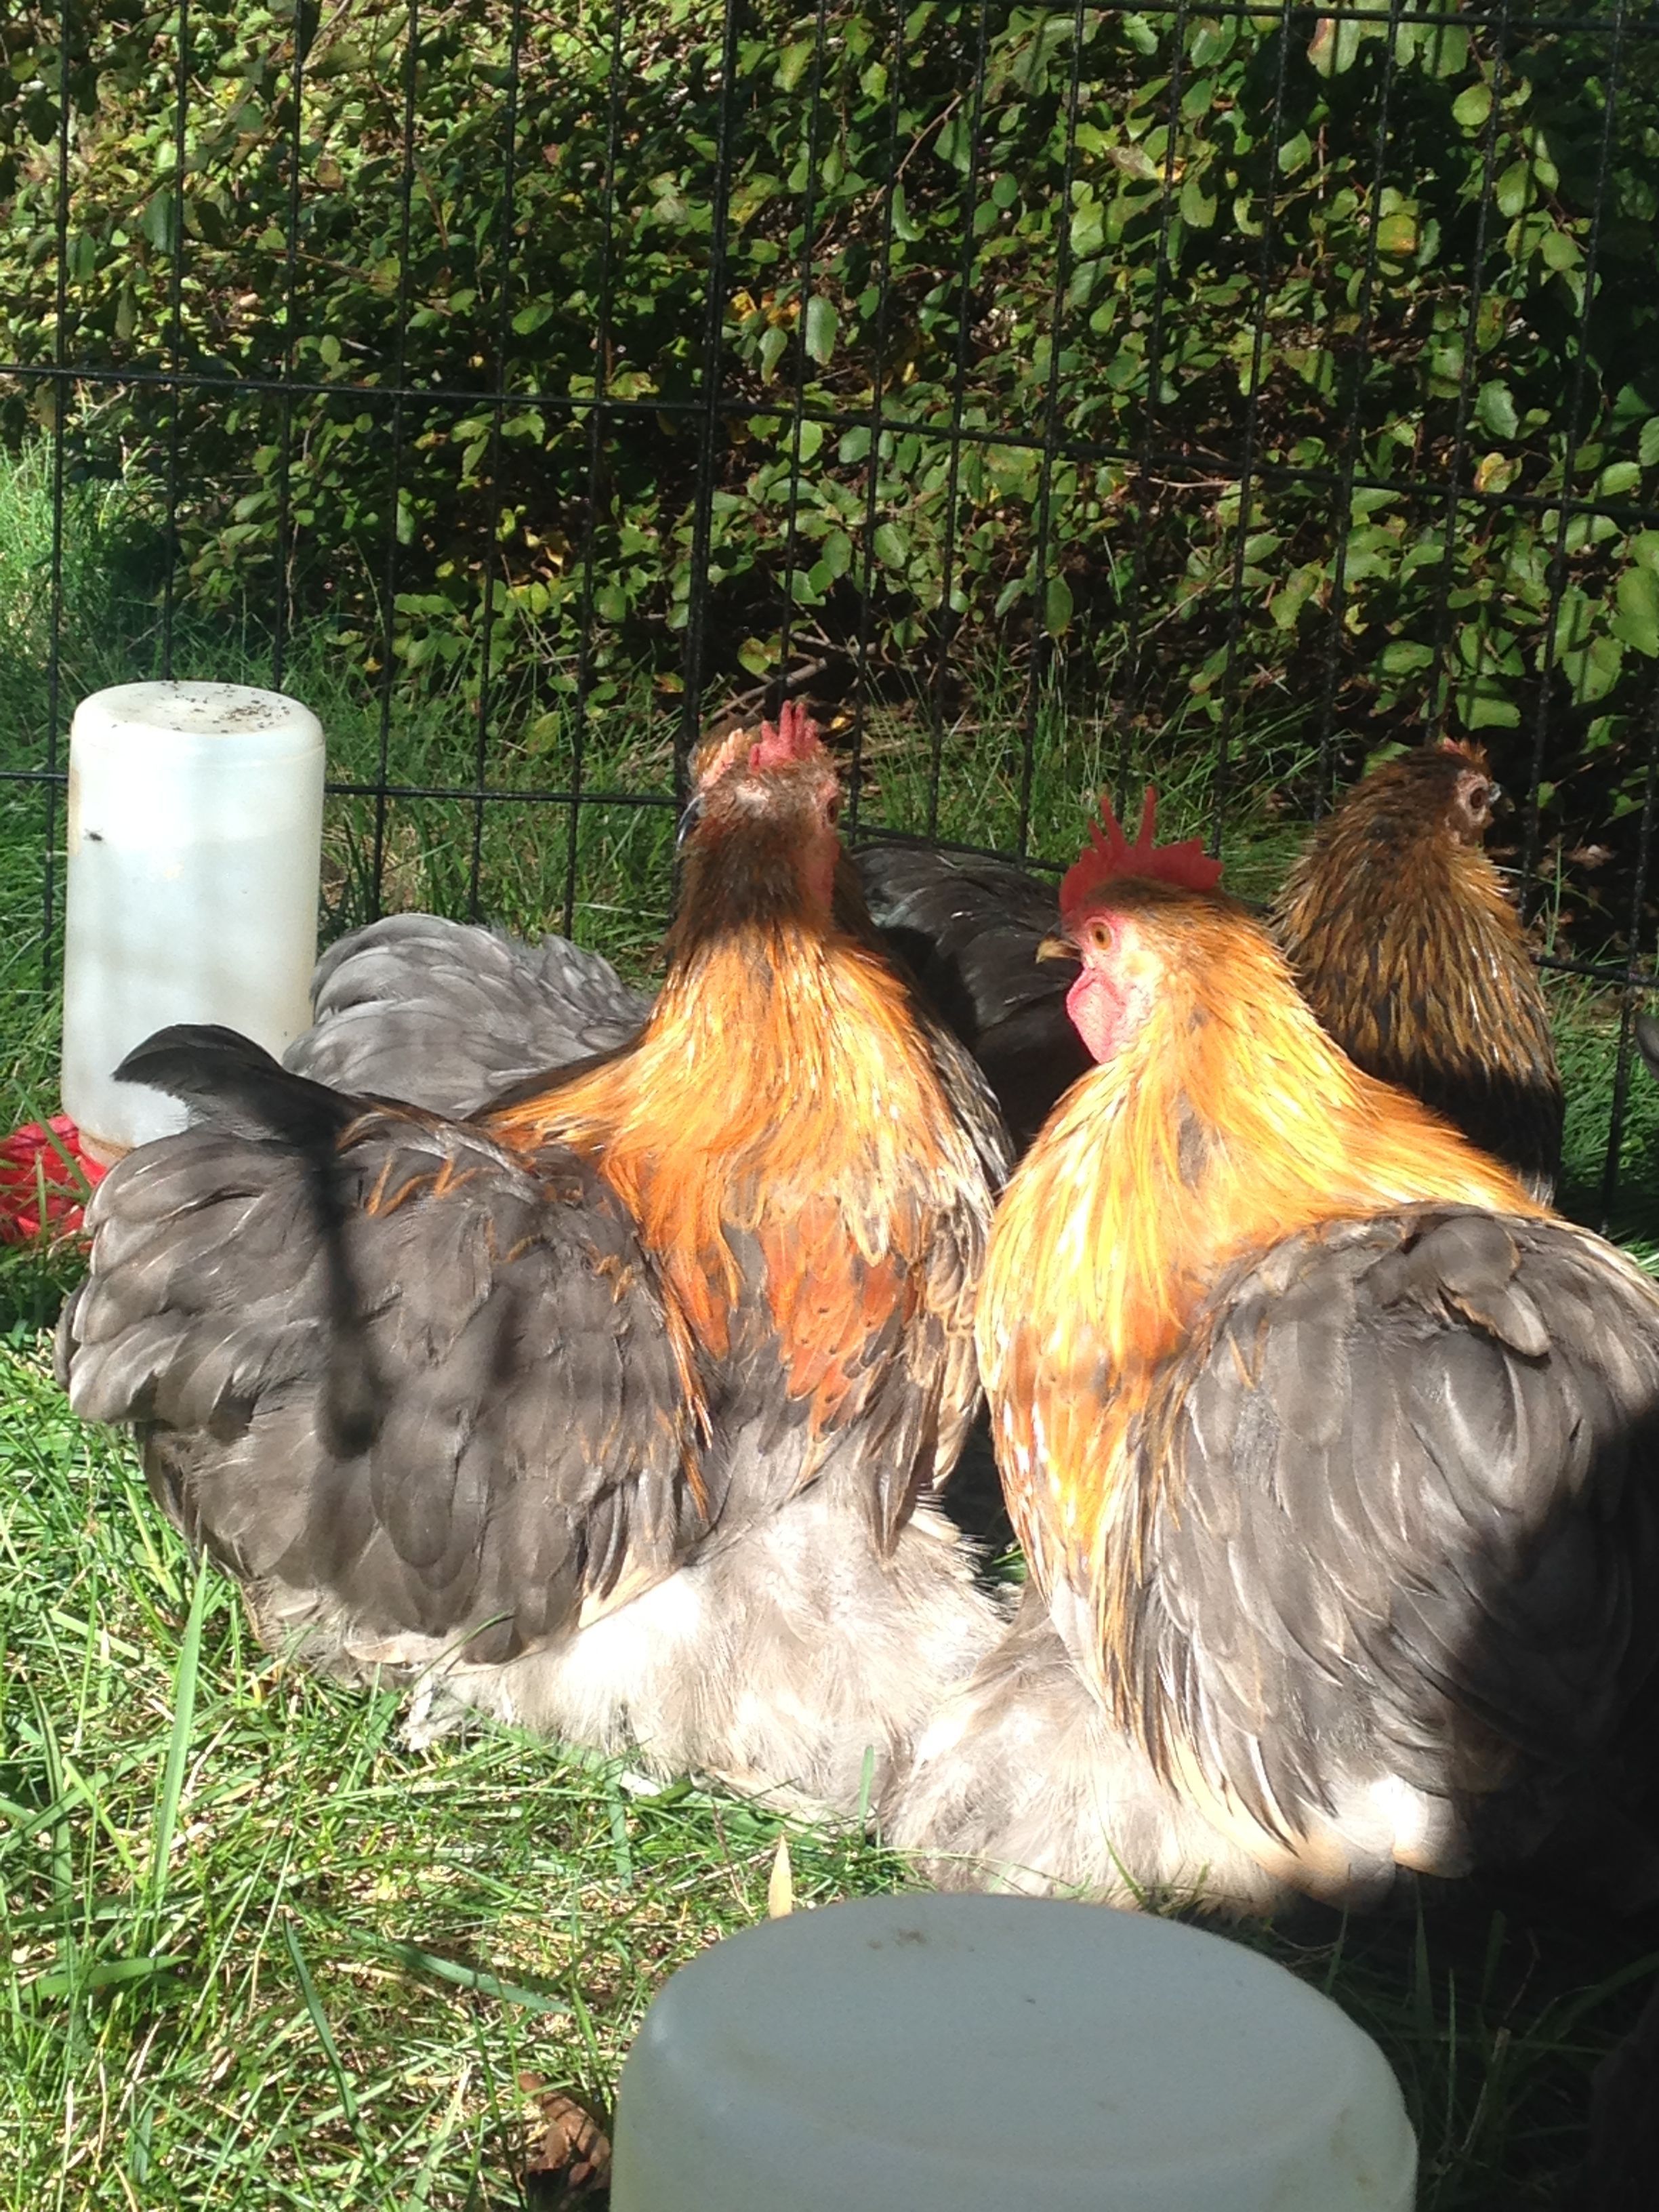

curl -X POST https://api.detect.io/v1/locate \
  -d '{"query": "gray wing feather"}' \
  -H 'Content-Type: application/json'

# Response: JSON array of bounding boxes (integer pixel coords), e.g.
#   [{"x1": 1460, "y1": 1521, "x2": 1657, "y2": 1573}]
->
[
  {"x1": 288, "y1": 914, "x2": 650, "y2": 1114},
  {"x1": 1128, "y1": 1210, "x2": 1659, "y2": 1848},
  {"x1": 60, "y1": 1026, "x2": 701, "y2": 1666}
]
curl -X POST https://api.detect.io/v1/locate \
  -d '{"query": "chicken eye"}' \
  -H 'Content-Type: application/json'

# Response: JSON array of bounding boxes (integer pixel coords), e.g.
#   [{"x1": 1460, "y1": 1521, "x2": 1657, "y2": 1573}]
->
[{"x1": 1088, "y1": 920, "x2": 1114, "y2": 953}]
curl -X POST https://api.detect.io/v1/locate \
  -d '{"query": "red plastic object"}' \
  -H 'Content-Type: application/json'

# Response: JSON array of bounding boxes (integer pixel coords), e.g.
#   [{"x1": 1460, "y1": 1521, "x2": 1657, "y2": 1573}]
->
[{"x1": 0, "y1": 1115, "x2": 107, "y2": 1244}]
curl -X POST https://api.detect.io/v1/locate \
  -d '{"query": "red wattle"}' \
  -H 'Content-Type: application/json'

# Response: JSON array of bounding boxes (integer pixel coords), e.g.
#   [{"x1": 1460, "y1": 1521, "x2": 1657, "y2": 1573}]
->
[{"x1": 1065, "y1": 968, "x2": 1123, "y2": 1064}]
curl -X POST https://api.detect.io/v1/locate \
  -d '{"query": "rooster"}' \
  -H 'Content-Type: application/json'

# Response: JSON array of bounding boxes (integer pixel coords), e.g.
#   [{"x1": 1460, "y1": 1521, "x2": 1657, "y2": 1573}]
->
[
  {"x1": 58, "y1": 705, "x2": 1011, "y2": 1811},
  {"x1": 1273, "y1": 739, "x2": 1563, "y2": 1201},
  {"x1": 887, "y1": 793, "x2": 1659, "y2": 1912}
]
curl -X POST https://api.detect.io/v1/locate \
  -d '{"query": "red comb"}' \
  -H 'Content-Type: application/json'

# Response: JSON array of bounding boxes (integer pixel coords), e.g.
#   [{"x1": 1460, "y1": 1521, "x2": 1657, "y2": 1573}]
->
[
  {"x1": 1058, "y1": 788, "x2": 1224, "y2": 920},
  {"x1": 747, "y1": 697, "x2": 823, "y2": 772}
]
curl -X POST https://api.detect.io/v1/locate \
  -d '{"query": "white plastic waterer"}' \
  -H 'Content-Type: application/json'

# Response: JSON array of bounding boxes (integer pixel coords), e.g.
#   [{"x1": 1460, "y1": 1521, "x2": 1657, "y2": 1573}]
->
[
  {"x1": 609, "y1": 1893, "x2": 1417, "y2": 2212},
  {"x1": 61, "y1": 680, "x2": 325, "y2": 1160}
]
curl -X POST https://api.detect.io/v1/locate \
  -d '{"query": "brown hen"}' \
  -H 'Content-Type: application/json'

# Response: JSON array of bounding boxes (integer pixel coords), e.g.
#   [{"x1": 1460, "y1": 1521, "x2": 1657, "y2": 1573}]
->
[{"x1": 1273, "y1": 739, "x2": 1563, "y2": 1200}]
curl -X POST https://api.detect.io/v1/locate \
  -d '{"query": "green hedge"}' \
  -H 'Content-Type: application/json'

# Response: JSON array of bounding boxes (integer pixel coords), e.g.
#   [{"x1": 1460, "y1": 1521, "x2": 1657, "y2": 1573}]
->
[{"x1": 1, "y1": 3, "x2": 1656, "y2": 855}]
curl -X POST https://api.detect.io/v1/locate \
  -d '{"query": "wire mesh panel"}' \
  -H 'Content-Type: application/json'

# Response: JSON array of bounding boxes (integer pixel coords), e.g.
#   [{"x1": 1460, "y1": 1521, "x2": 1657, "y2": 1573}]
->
[{"x1": 1, "y1": 0, "x2": 1657, "y2": 1210}]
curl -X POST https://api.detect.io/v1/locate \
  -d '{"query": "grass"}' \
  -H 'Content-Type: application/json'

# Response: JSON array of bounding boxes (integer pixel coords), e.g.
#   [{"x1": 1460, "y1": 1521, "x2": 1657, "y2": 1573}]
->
[
  {"x1": 3, "y1": 443, "x2": 1659, "y2": 2205},
  {"x1": 3, "y1": 1335, "x2": 1654, "y2": 2209},
  {"x1": 0, "y1": 1343, "x2": 905, "y2": 2206}
]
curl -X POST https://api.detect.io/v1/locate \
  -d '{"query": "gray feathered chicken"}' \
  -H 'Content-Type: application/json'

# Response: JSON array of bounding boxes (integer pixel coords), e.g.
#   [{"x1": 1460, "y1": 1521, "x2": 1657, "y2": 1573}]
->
[
  {"x1": 887, "y1": 798, "x2": 1659, "y2": 1912},
  {"x1": 58, "y1": 707, "x2": 1010, "y2": 1811}
]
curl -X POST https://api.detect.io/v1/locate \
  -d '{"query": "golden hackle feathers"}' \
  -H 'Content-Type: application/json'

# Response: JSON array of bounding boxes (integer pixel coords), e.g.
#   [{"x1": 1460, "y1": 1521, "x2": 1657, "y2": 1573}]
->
[
  {"x1": 485, "y1": 726, "x2": 992, "y2": 1475},
  {"x1": 980, "y1": 883, "x2": 1542, "y2": 1687},
  {"x1": 489, "y1": 922, "x2": 979, "y2": 1425}
]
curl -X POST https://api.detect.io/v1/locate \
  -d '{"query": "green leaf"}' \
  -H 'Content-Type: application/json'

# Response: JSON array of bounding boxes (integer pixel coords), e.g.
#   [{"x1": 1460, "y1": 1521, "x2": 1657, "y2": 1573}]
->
[
  {"x1": 819, "y1": 529, "x2": 853, "y2": 580},
  {"x1": 1563, "y1": 632, "x2": 1624, "y2": 703},
  {"x1": 1474, "y1": 382, "x2": 1518, "y2": 441},
  {"x1": 1550, "y1": 586, "x2": 1597, "y2": 656},
  {"x1": 1452, "y1": 83, "x2": 1492, "y2": 130},
  {"x1": 794, "y1": 418, "x2": 824, "y2": 464},
  {"x1": 1422, "y1": 24, "x2": 1470, "y2": 77},
  {"x1": 1270, "y1": 564, "x2": 1322, "y2": 630},
  {"x1": 775, "y1": 39, "x2": 815, "y2": 93},
  {"x1": 1381, "y1": 640, "x2": 1435, "y2": 675},
  {"x1": 1639, "y1": 419, "x2": 1659, "y2": 470},
  {"x1": 1277, "y1": 130, "x2": 1312, "y2": 178},
  {"x1": 381, "y1": 1939, "x2": 572, "y2": 2018},
  {"x1": 1599, "y1": 461, "x2": 1641, "y2": 499},
  {"x1": 1464, "y1": 689, "x2": 1521, "y2": 730},
  {"x1": 872, "y1": 521, "x2": 909, "y2": 571},
  {"x1": 145, "y1": 1564, "x2": 208, "y2": 1916},
  {"x1": 1179, "y1": 172, "x2": 1216, "y2": 229},
  {"x1": 737, "y1": 636, "x2": 776, "y2": 677},
  {"x1": 1495, "y1": 162, "x2": 1532, "y2": 218},
  {"x1": 139, "y1": 194, "x2": 178, "y2": 253},
  {"x1": 758, "y1": 325, "x2": 790, "y2": 383},
  {"x1": 1069, "y1": 199, "x2": 1105, "y2": 259},
  {"x1": 1613, "y1": 566, "x2": 1659, "y2": 659},
  {"x1": 803, "y1": 295, "x2": 838, "y2": 367},
  {"x1": 24, "y1": 1954, "x2": 186, "y2": 2003},
  {"x1": 1308, "y1": 16, "x2": 1363, "y2": 77},
  {"x1": 1375, "y1": 209, "x2": 1418, "y2": 259},
  {"x1": 1044, "y1": 573, "x2": 1074, "y2": 634}
]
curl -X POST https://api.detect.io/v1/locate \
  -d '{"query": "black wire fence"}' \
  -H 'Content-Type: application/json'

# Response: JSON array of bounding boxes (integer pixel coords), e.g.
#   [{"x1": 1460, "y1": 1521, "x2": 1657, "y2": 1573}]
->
[{"x1": 1, "y1": 0, "x2": 1658, "y2": 1206}]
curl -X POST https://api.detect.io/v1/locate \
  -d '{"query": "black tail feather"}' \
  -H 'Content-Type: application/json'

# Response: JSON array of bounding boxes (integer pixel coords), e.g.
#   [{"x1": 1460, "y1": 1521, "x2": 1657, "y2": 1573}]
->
[{"x1": 117, "y1": 1024, "x2": 357, "y2": 1147}]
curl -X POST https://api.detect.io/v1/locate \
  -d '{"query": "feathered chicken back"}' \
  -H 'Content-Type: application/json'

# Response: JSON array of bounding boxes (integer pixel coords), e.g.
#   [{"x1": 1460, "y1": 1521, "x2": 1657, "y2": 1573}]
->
[
  {"x1": 288, "y1": 913, "x2": 649, "y2": 1115},
  {"x1": 61, "y1": 1026, "x2": 705, "y2": 1671},
  {"x1": 1121, "y1": 1206, "x2": 1659, "y2": 1899},
  {"x1": 855, "y1": 845, "x2": 1086, "y2": 1153},
  {"x1": 1273, "y1": 741, "x2": 1563, "y2": 1201}
]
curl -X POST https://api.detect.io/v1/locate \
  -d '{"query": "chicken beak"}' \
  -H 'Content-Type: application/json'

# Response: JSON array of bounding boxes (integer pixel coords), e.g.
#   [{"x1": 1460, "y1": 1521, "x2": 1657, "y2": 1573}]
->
[{"x1": 1037, "y1": 933, "x2": 1078, "y2": 965}]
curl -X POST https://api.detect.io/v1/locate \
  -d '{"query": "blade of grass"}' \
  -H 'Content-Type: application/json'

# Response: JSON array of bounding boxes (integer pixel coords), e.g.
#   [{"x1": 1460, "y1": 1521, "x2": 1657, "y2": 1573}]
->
[
  {"x1": 146, "y1": 1557, "x2": 209, "y2": 1913},
  {"x1": 380, "y1": 1938, "x2": 572, "y2": 2019},
  {"x1": 282, "y1": 1917, "x2": 375, "y2": 2165}
]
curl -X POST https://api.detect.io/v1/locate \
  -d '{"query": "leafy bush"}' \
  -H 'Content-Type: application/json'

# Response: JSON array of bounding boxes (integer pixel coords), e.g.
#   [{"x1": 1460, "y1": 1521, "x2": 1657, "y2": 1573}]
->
[{"x1": 1, "y1": 2, "x2": 1656, "y2": 901}]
